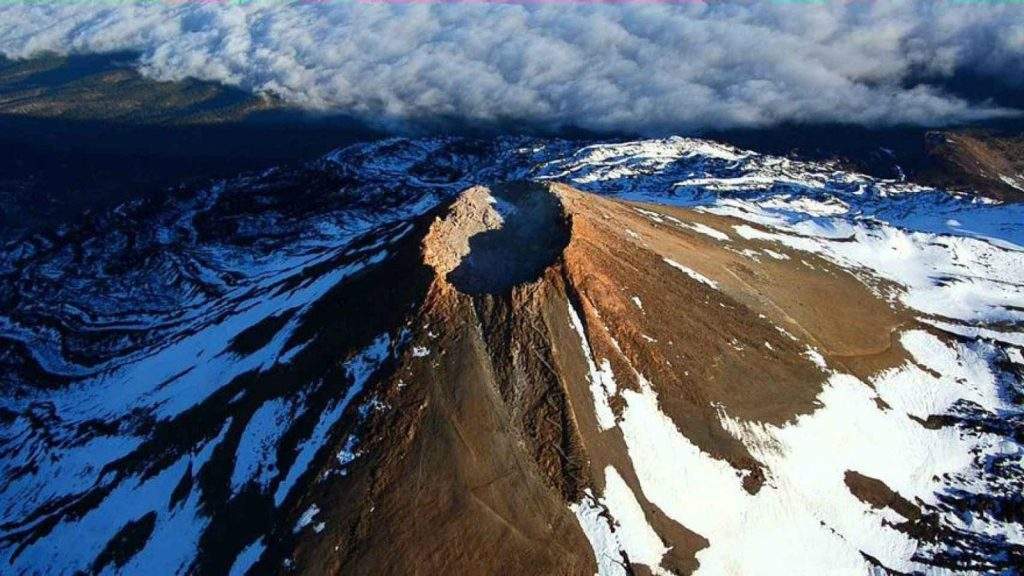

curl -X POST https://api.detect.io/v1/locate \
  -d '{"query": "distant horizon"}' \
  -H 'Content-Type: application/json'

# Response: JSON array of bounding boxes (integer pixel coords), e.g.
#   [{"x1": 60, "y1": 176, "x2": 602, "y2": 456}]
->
[
  {"x1": 2, "y1": 0, "x2": 1023, "y2": 132},
  {"x1": 5, "y1": 50, "x2": 1024, "y2": 139}
]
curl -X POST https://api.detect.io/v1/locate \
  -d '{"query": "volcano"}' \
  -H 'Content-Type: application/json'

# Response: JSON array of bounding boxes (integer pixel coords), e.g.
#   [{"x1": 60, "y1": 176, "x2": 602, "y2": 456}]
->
[
  {"x1": 287, "y1": 180, "x2": 910, "y2": 575},
  {"x1": 1, "y1": 138, "x2": 1021, "y2": 575}
]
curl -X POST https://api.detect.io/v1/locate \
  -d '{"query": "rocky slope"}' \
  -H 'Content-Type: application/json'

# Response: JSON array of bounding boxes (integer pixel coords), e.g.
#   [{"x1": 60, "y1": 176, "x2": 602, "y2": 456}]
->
[
  {"x1": 921, "y1": 131, "x2": 1024, "y2": 202},
  {"x1": 0, "y1": 137, "x2": 1021, "y2": 575}
]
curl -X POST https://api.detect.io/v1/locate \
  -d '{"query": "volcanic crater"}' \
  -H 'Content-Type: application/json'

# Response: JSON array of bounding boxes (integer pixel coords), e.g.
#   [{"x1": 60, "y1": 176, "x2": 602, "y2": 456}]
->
[{"x1": 423, "y1": 182, "x2": 571, "y2": 295}]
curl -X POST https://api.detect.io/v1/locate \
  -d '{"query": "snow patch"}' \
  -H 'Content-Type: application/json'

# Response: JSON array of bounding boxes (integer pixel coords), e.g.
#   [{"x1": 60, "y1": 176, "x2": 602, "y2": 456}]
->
[
  {"x1": 229, "y1": 538, "x2": 265, "y2": 576},
  {"x1": 274, "y1": 334, "x2": 390, "y2": 505},
  {"x1": 231, "y1": 397, "x2": 294, "y2": 494},
  {"x1": 294, "y1": 504, "x2": 320, "y2": 533},
  {"x1": 602, "y1": 467, "x2": 671, "y2": 575},
  {"x1": 568, "y1": 302, "x2": 618, "y2": 430},
  {"x1": 663, "y1": 258, "x2": 719, "y2": 289},
  {"x1": 569, "y1": 492, "x2": 628, "y2": 576},
  {"x1": 617, "y1": 330, "x2": 1010, "y2": 576},
  {"x1": 678, "y1": 221, "x2": 731, "y2": 242}
]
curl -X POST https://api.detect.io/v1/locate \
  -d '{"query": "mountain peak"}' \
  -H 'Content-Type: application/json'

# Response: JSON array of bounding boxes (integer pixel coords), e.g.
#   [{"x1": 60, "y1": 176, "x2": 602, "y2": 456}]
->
[
  {"x1": 297, "y1": 181, "x2": 922, "y2": 574},
  {"x1": 423, "y1": 182, "x2": 570, "y2": 295},
  {"x1": 2, "y1": 140, "x2": 1020, "y2": 575}
]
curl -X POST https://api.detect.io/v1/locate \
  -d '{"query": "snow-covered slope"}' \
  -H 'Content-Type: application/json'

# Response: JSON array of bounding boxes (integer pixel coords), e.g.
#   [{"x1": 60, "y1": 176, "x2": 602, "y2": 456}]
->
[{"x1": 0, "y1": 136, "x2": 1020, "y2": 575}]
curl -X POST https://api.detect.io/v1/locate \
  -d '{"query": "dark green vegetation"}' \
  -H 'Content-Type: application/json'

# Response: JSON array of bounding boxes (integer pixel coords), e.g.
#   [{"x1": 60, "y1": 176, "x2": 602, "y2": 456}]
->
[
  {"x1": 0, "y1": 53, "x2": 380, "y2": 239},
  {"x1": 0, "y1": 52, "x2": 265, "y2": 124}
]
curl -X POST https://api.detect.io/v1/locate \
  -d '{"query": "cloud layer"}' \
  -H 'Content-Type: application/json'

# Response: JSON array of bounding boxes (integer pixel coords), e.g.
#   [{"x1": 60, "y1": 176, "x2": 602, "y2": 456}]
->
[{"x1": 1, "y1": 1, "x2": 1023, "y2": 134}]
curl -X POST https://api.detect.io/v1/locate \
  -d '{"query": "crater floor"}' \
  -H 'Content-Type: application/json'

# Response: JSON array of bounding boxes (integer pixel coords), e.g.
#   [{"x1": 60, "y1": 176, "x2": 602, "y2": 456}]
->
[{"x1": 428, "y1": 182, "x2": 570, "y2": 295}]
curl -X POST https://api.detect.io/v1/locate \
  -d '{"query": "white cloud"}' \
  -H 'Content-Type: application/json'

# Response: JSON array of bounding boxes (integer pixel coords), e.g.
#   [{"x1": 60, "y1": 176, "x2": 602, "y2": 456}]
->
[{"x1": 0, "y1": 1, "x2": 1022, "y2": 133}]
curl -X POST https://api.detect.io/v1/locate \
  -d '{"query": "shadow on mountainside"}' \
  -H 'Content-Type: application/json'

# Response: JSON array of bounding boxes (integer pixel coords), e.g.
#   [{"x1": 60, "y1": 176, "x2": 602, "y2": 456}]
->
[{"x1": 447, "y1": 182, "x2": 570, "y2": 295}]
